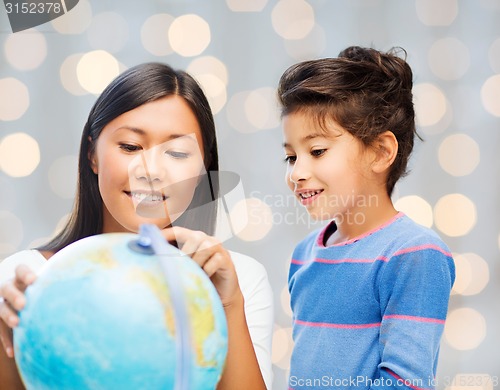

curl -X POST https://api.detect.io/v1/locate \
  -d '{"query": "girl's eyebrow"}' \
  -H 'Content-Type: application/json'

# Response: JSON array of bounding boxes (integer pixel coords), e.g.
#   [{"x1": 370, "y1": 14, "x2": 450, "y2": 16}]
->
[{"x1": 283, "y1": 133, "x2": 322, "y2": 148}]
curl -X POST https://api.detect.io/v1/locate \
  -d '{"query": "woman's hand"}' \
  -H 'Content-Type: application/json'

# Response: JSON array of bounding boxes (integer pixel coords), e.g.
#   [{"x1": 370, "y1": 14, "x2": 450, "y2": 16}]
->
[
  {"x1": 161, "y1": 227, "x2": 266, "y2": 389},
  {"x1": 0, "y1": 265, "x2": 36, "y2": 358},
  {"x1": 161, "y1": 227, "x2": 241, "y2": 308}
]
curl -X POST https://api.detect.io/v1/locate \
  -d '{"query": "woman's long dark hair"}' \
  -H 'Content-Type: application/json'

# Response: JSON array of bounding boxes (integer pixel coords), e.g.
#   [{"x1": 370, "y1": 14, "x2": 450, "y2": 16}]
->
[{"x1": 39, "y1": 63, "x2": 219, "y2": 254}]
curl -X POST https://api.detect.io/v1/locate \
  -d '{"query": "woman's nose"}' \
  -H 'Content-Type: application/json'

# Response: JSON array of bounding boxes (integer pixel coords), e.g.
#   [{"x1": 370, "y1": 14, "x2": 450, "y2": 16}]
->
[{"x1": 132, "y1": 148, "x2": 167, "y2": 183}]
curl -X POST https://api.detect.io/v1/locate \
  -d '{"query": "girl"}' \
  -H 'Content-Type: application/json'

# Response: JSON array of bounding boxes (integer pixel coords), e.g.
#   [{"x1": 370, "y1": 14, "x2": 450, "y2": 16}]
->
[
  {"x1": 0, "y1": 63, "x2": 273, "y2": 389},
  {"x1": 279, "y1": 46, "x2": 455, "y2": 389}
]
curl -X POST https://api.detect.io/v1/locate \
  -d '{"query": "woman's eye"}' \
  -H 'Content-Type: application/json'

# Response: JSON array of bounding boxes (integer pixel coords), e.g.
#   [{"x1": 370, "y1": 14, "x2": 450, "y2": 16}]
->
[
  {"x1": 311, "y1": 149, "x2": 326, "y2": 157},
  {"x1": 167, "y1": 151, "x2": 190, "y2": 159},
  {"x1": 284, "y1": 155, "x2": 296, "y2": 164},
  {"x1": 119, "y1": 144, "x2": 141, "y2": 152}
]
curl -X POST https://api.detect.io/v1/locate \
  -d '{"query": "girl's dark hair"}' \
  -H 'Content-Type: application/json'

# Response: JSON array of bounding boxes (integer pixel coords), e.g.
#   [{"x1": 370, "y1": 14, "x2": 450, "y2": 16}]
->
[
  {"x1": 39, "y1": 62, "x2": 219, "y2": 254},
  {"x1": 277, "y1": 45, "x2": 419, "y2": 195}
]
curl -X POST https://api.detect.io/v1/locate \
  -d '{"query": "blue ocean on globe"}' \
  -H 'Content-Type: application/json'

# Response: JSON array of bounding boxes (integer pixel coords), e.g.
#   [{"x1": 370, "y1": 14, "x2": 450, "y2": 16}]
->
[{"x1": 13, "y1": 232, "x2": 228, "y2": 390}]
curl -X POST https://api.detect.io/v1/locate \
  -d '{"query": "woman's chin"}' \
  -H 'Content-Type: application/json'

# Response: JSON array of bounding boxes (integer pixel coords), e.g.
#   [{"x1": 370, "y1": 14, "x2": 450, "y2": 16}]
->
[{"x1": 135, "y1": 202, "x2": 168, "y2": 219}]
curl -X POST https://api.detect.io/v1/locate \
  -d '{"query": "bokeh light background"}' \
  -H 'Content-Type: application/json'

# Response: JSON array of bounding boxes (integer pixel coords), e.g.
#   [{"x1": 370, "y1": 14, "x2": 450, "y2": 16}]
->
[{"x1": 1, "y1": 0, "x2": 499, "y2": 388}]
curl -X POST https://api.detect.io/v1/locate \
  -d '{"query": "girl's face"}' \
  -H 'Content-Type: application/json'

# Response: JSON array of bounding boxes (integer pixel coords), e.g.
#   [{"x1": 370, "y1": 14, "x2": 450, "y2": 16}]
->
[
  {"x1": 90, "y1": 95, "x2": 206, "y2": 233},
  {"x1": 282, "y1": 111, "x2": 377, "y2": 221}
]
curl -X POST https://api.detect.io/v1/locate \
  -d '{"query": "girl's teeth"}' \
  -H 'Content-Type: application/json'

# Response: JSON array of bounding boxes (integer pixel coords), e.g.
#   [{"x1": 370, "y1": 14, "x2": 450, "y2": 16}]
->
[{"x1": 301, "y1": 191, "x2": 320, "y2": 199}]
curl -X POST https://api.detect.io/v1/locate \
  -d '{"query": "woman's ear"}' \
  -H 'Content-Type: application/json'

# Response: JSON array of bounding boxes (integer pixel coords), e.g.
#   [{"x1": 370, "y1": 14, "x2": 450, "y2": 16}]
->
[
  {"x1": 88, "y1": 136, "x2": 98, "y2": 175},
  {"x1": 371, "y1": 131, "x2": 398, "y2": 174}
]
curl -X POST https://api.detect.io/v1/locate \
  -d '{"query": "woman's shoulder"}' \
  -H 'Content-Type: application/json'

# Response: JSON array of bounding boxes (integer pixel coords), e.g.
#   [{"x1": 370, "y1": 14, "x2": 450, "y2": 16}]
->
[
  {"x1": 228, "y1": 250, "x2": 268, "y2": 280},
  {"x1": 228, "y1": 250, "x2": 272, "y2": 295},
  {"x1": 0, "y1": 249, "x2": 46, "y2": 285}
]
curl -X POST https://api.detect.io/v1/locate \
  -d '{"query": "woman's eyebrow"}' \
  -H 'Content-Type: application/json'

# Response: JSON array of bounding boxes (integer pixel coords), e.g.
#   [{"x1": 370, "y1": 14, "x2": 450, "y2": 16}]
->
[{"x1": 114, "y1": 126, "x2": 198, "y2": 142}]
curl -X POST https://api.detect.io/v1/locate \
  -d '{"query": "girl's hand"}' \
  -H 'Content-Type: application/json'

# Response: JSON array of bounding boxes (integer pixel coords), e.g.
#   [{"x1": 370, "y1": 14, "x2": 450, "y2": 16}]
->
[
  {"x1": 161, "y1": 227, "x2": 241, "y2": 308},
  {"x1": 0, "y1": 265, "x2": 36, "y2": 358}
]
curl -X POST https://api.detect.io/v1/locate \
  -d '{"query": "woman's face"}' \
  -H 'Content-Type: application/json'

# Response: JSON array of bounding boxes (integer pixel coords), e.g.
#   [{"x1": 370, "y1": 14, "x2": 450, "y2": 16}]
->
[{"x1": 90, "y1": 95, "x2": 206, "y2": 233}]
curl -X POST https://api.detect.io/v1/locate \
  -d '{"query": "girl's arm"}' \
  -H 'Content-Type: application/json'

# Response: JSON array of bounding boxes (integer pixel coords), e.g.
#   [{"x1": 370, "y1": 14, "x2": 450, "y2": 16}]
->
[
  {"x1": 374, "y1": 243, "x2": 455, "y2": 389},
  {"x1": 162, "y1": 227, "x2": 267, "y2": 390}
]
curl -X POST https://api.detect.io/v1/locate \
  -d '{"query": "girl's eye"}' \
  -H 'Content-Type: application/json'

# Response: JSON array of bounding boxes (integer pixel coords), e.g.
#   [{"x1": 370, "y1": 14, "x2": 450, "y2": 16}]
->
[
  {"x1": 311, "y1": 149, "x2": 326, "y2": 157},
  {"x1": 119, "y1": 144, "x2": 141, "y2": 152},
  {"x1": 284, "y1": 155, "x2": 296, "y2": 164},
  {"x1": 167, "y1": 151, "x2": 190, "y2": 159}
]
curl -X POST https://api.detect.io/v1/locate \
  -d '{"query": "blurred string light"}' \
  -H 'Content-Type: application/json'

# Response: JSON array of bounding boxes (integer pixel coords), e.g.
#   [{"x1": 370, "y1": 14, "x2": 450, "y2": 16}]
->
[
  {"x1": 4, "y1": 29, "x2": 47, "y2": 70},
  {"x1": 195, "y1": 73, "x2": 226, "y2": 114},
  {"x1": 187, "y1": 56, "x2": 228, "y2": 114},
  {"x1": 51, "y1": 0, "x2": 92, "y2": 34},
  {"x1": 226, "y1": 91, "x2": 257, "y2": 134},
  {"x1": 60, "y1": 53, "x2": 88, "y2": 96},
  {"x1": 141, "y1": 14, "x2": 175, "y2": 56},
  {"x1": 272, "y1": 326, "x2": 293, "y2": 369},
  {"x1": 76, "y1": 50, "x2": 120, "y2": 95},
  {"x1": 415, "y1": 0, "x2": 458, "y2": 26},
  {"x1": 271, "y1": 0, "x2": 315, "y2": 40},
  {"x1": 226, "y1": 0, "x2": 268, "y2": 12},
  {"x1": 230, "y1": 198, "x2": 273, "y2": 241},
  {"x1": 244, "y1": 87, "x2": 281, "y2": 130},
  {"x1": 445, "y1": 308, "x2": 486, "y2": 350},
  {"x1": 187, "y1": 56, "x2": 228, "y2": 85},
  {"x1": 87, "y1": 12, "x2": 129, "y2": 53},
  {"x1": 394, "y1": 195, "x2": 433, "y2": 228},
  {"x1": 481, "y1": 75, "x2": 500, "y2": 117},
  {"x1": 451, "y1": 252, "x2": 489, "y2": 296},
  {"x1": 434, "y1": 193, "x2": 477, "y2": 237},
  {"x1": 438, "y1": 134, "x2": 480, "y2": 176},
  {"x1": 0, "y1": 133, "x2": 40, "y2": 177},
  {"x1": 169, "y1": 14, "x2": 211, "y2": 57},
  {"x1": 227, "y1": 88, "x2": 280, "y2": 133},
  {"x1": 413, "y1": 83, "x2": 448, "y2": 129},
  {"x1": 428, "y1": 38, "x2": 470, "y2": 80},
  {"x1": 0, "y1": 78, "x2": 30, "y2": 121}
]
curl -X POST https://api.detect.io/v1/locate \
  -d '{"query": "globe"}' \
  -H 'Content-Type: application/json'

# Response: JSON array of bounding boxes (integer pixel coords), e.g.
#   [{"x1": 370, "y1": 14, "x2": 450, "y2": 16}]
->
[{"x1": 13, "y1": 231, "x2": 228, "y2": 390}]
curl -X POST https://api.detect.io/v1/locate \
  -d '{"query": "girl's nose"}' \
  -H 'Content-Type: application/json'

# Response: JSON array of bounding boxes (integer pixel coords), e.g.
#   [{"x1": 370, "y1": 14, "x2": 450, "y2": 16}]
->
[{"x1": 288, "y1": 158, "x2": 310, "y2": 185}]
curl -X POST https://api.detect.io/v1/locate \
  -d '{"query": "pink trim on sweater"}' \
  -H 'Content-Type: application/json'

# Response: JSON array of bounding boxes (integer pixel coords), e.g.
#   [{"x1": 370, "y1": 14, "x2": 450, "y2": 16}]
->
[
  {"x1": 386, "y1": 368, "x2": 432, "y2": 390},
  {"x1": 317, "y1": 212, "x2": 404, "y2": 247},
  {"x1": 394, "y1": 244, "x2": 452, "y2": 258},
  {"x1": 295, "y1": 319, "x2": 381, "y2": 329},
  {"x1": 383, "y1": 314, "x2": 445, "y2": 325}
]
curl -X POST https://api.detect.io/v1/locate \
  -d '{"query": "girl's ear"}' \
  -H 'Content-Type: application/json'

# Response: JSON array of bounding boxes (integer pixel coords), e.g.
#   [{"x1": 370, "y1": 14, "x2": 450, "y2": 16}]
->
[
  {"x1": 88, "y1": 136, "x2": 98, "y2": 175},
  {"x1": 371, "y1": 131, "x2": 398, "y2": 174}
]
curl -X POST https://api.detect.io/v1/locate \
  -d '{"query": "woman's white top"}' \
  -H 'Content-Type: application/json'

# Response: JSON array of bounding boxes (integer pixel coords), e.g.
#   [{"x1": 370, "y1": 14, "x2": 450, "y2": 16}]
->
[{"x1": 0, "y1": 249, "x2": 274, "y2": 389}]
